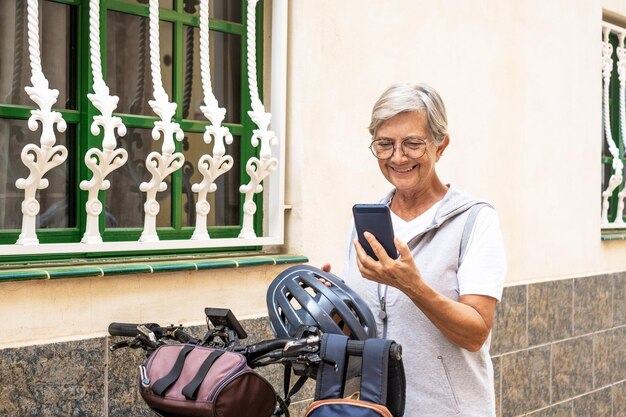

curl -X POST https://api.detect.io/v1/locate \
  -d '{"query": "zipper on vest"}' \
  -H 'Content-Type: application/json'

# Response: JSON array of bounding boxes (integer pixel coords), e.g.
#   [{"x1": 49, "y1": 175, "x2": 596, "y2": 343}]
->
[{"x1": 437, "y1": 355, "x2": 460, "y2": 414}]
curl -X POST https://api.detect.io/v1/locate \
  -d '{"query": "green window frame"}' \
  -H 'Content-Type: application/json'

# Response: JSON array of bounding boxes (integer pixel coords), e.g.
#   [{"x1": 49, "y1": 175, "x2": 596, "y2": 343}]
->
[
  {"x1": 0, "y1": 0, "x2": 265, "y2": 260},
  {"x1": 602, "y1": 29, "x2": 626, "y2": 235}
]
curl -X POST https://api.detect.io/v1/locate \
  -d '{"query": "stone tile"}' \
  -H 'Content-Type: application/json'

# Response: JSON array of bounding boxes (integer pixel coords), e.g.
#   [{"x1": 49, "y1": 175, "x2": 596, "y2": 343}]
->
[
  {"x1": 493, "y1": 356, "x2": 502, "y2": 417},
  {"x1": 572, "y1": 388, "x2": 612, "y2": 417},
  {"x1": 0, "y1": 338, "x2": 105, "y2": 417},
  {"x1": 593, "y1": 330, "x2": 614, "y2": 389},
  {"x1": 501, "y1": 346, "x2": 550, "y2": 417},
  {"x1": 528, "y1": 279, "x2": 573, "y2": 346},
  {"x1": 614, "y1": 326, "x2": 626, "y2": 383},
  {"x1": 287, "y1": 398, "x2": 313, "y2": 417},
  {"x1": 107, "y1": 337, "x2": 155, "y2": 417},
  {"x1": 613, "y1": 381, "x2": 626, "y2": 417},
  {"x1": 573, "y1": 275, "x2": 613, "y2": 336},
  {"x1": 526, "y1": 401, "x2": 572, "y2": 417},
  {"x1": 552, "y1": 337, "x2": 593, "y2": 402},
  {"x1": 590, "y1": 327, "x2": 626, "y2": 392},
  {"x1": 614, "y1": 272, "x2": 626, "y2": 326},
  {"x1": 492, "y1": 285, "x2": 528, "y2": 355}
]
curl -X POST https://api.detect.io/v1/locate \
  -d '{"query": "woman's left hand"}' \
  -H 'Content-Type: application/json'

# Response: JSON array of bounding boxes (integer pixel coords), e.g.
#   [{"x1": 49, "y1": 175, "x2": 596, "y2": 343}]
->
[{"x1": 354, "y1": 232, "x2": 424, "y2": 294}]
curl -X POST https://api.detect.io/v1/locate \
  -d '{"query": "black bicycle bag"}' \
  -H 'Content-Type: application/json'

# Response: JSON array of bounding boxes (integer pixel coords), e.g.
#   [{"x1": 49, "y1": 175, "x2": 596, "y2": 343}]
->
[{"x1": 304, "y1": 334, "x2": 406, "y2": 417}]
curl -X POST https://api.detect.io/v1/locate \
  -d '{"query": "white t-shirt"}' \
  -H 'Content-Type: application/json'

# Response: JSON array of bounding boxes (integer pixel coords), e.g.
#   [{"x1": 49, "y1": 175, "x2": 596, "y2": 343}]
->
[
  {"x1": 391, "y1": 201, "x2": 506, "y2": 300},
  {"x1": 343, "y1": 201, "x2": 507, "y2": 301}
]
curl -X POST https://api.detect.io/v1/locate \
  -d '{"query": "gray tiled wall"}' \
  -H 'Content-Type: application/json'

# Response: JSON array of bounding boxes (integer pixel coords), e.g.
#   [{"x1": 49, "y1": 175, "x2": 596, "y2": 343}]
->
[
  {"x1": 0, "y1": 272, "x2": 624, "y2": 416},
  {"x1": 492, "y1": 272, "x2": 626, "y2": 417}
]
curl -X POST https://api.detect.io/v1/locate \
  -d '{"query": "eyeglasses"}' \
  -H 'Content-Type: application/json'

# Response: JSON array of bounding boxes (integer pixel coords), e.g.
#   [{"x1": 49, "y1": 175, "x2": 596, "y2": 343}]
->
[{"x1": 369, "y1": 138, "x2": 428, "y2": 160}]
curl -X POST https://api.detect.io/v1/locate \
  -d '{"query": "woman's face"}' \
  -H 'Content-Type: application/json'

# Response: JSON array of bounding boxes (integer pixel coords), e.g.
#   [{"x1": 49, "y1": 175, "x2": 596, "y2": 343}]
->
[{"x1": 374, "y1": 111, "x2": 448, "y2": 194}]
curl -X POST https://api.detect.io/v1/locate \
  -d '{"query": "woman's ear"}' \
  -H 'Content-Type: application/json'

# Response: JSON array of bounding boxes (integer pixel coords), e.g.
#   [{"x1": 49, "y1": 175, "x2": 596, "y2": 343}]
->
[{"x1": 436, "y1": 136, "x2": 450, "y2": 161}]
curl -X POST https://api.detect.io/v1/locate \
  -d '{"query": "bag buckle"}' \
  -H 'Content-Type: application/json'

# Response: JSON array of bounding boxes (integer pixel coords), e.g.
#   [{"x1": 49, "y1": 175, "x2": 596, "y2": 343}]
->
[{"x1": 139, "y1": 365, "x2": 151, "y2": 387}]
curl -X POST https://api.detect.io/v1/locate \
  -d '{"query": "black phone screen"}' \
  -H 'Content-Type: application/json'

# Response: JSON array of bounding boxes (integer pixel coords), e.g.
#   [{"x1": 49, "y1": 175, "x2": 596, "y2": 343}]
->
[{"x1": 352, "y1": 204, "x2": 398, "y2": 261}]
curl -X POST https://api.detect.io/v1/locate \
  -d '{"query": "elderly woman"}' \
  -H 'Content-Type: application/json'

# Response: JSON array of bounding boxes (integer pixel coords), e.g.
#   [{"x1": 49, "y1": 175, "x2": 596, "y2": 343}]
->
[{"x1": 335, "y1": 83, "x2": 507, "y2": 417}]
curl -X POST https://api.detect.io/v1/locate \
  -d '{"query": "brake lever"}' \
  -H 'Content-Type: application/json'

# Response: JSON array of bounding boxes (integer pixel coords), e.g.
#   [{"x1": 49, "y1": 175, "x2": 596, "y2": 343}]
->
[
  {"x1": 109, "y1": 340, "x2": 130, "y2": 351},
  {"x1": 137, "y1": 324, "x2": 158, "y2": 349},
  {"x1": 282, "y1": 336, "x2": 320, "y2": 357}
]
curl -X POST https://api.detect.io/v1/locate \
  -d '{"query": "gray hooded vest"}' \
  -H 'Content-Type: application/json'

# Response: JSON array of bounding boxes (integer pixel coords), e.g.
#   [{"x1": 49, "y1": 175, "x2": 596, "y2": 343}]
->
[{"x1": 345, "y1": 186, "x2": 497, "y2": 417}]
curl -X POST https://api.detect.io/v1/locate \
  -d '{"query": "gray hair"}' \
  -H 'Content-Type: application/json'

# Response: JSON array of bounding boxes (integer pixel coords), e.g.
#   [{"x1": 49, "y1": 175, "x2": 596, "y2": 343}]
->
[{"x1": 368, "y1": 83, "x2": 449, "y2": 145}]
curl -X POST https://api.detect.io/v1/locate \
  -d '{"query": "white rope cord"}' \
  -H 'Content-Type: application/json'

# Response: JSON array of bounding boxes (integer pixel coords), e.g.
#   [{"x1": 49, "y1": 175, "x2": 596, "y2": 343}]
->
[
  {"x1": 139, "y1": 0, "x2": 185, "y2": 242},
  {"x1": 80, "y1": 0, "x2": 129, "y2": 243},
  {"x1": 601, "y1": 27, "x2": 625, "y2": 226},
  {"x1": 149, "y1": 0, "x2": 165, "y2": 98},
  {"x1": 238, "y1": 0, "x2": 279, "y2": 238},
  {"x1": 15, "y1": 0, "x2": 68, "y2": 244},
  {"x1": 26, "y1": 0, "x2": 42, "y2": 76},
  {"x1": 190, "y1": 0, "x2": 234, "y2": 240}
]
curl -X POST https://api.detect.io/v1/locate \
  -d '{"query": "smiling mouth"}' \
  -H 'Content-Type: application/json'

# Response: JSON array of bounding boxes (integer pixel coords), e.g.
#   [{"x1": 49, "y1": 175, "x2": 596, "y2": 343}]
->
[{"x1": 391, "y1": 164, "x2": 418, "y2": 173}]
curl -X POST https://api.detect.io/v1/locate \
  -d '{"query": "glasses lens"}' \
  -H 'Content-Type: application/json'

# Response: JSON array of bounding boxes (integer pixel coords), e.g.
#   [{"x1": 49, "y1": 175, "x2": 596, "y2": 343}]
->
[
  {"x1": 401, "y1": 139, "x2": 427, "y2": 158},
  {"x1": 370, "y1": 140, "x2": 393, "y2": 159}
]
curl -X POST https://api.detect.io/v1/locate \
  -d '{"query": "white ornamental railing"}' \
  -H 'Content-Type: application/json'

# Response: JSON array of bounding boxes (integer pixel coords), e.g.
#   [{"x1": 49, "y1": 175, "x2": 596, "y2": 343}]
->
[
  {"x1": 139, "y1": 0, "x2": 186, "y2": 242},
  {"x1": 191, "y1": 0, "x2": 234, "y2": 241},
  {"x1": 15, "y1": 0, "x2": 68, "y2": 245},
  {"x1": 7, "y1": 0, "x2": 288, "y2": 256},
  {"x1": 602, "y1": 23, "x2": 626, "y2": 229},
  {"x1": 80, "y1": 0, "x2": 128, "y2": 243},
  {"x1": 239, "y1": 0, "x2": 279, "y2": 238}
]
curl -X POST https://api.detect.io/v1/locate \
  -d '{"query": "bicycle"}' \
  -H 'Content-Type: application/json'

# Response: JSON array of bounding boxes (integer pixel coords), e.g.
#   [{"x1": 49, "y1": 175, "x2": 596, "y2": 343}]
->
[{"x1": 108, "y1": 307, "x2": 402, "y2": 417}]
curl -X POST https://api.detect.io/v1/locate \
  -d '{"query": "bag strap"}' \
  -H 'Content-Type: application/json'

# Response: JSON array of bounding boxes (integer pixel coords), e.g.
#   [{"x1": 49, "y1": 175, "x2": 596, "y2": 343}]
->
[
  {"x1": 459, "y1": 203, "x2": 490, "y2": 266},
  {"x1": 182, "y1": 350, "x2": 225, "y2": 400},
  {"x1": 359, "y1": 338, "x2": 392, "y2": 405},
  {"x1": 280, "y1": 362, "x2": 308, "y2": 410},
  {"x1": 315, "y1": 334, "x2": 349, "y2": 400},
  {"x1": 152, "y1": 344, "x2": 195, "y2": 396}
]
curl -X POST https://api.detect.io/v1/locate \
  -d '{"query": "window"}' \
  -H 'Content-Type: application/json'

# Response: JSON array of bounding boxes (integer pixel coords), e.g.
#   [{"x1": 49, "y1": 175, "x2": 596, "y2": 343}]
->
[
  {"x1": 601, "y1": 22, "x2": 626, "y2": 237},
  {"x1": 0, "y1": 0, "x2": 287, "y2": 260}
]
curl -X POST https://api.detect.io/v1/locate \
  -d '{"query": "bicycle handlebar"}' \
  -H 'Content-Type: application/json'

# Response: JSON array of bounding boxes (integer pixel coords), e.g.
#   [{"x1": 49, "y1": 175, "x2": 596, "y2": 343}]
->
[
  {"x1": 108, "y1": 322, "x2": 150, "y2": 337},
  {"x1": 108, "y1": 322, "x2": 402, "y2": 362}
]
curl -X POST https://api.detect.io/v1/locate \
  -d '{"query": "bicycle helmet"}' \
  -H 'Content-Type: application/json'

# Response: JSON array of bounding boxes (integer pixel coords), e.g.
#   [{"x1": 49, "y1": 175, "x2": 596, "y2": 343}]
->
[{"x1": 266, "y1": 265, "x2": 377, "y2": 340}]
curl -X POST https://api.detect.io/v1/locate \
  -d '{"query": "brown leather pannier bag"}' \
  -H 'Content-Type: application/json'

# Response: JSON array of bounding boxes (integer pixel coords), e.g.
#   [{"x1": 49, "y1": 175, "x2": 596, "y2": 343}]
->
[{"x1": 138, "y1": 344, "x2": 276, "y2": 417}]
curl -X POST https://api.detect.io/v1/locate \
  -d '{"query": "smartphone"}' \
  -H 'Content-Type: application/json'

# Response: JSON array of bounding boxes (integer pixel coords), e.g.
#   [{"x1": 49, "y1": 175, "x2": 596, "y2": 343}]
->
[{"x1": 352, "y1": 204, "x2": 398, "y2": 261}]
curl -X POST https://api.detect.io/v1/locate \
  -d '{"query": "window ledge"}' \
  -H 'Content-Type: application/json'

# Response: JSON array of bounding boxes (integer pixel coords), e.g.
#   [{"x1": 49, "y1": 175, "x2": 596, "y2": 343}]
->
[
  {"x1": 0, "y1": 254, "x2": 309, "y2": 282},
  {"x1": 601, "y1": 227, "x2": 626, "y2": 240}
]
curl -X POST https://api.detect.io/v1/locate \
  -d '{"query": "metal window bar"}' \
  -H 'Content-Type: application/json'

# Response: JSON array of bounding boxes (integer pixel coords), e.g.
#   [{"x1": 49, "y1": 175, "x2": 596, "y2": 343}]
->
[{"x1": 3, "y1": 0, "x2": 288, "y2": 257}]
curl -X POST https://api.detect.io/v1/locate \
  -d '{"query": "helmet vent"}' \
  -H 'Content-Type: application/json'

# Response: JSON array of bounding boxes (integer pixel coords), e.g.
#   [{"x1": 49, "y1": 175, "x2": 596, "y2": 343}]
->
[{"x1": 289, "y1": 296, "x2": 302, "y2": 310}]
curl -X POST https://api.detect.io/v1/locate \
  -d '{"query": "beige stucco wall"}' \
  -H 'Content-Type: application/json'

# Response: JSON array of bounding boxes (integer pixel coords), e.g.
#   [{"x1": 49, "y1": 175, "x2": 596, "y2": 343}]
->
[
  {"x1": 0, "y1": 265, "x2": 288, "y2": 348},
  {"x1": 286, "y1": 0, "x2": 626, "y2": 284},
  {"x1": 3, "y1": 0, "x2": 626, "y2": 347}
]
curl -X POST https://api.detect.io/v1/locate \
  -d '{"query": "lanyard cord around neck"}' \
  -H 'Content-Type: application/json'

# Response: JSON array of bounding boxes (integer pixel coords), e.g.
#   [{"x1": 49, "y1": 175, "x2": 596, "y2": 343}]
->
[
  {"x1": 375, "y1": 192, "x2": 394, "y2": 339},
  {"x1": 377, "y1": 283, "x2": 388, "y2": 339}
]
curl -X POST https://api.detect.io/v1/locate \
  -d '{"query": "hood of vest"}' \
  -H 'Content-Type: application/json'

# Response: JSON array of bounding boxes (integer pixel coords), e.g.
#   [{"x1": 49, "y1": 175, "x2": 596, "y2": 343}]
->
[{"x1": 380, "y1": 185, "x2": 485, "y2": 235}]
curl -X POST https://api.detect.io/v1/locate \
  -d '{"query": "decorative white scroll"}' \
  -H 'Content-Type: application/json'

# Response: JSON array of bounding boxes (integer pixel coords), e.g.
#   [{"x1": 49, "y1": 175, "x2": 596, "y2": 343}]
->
[
  {"x1": 601, "y1": 27, "x2": 626, "y2": 227},
  {"x1": 139, "y1": 0, "x2": 185, "y2": 242},
  {"x1": 80, "y1": 0, "x2": 128, "y2": 243},
  {"x1": 238, "y1": 0, "x2": 279, "y2": 238},
  {"x1": 15, "y1": 0, "x2": 68, "y2": 245},
  {"x1": 190, "y1": 0, "x2": 234, "y2": 240}
]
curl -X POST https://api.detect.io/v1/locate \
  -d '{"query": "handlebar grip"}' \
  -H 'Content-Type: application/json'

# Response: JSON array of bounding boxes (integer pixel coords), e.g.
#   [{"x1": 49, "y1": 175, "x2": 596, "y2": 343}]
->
[
  {"x1": 108, "y1": 322, "x2": 140, "y2": 337},
  {"x1": 173, "y1": 328, "x2": 199, "y2": 344}
]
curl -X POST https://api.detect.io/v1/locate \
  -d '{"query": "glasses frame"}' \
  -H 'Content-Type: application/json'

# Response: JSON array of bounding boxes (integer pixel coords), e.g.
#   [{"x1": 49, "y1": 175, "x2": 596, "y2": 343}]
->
[{"x1": 369, "y1": 138, "x2": 429, "y2": 160}]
